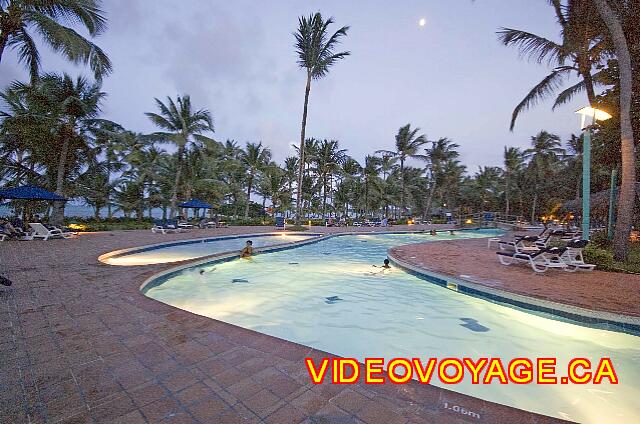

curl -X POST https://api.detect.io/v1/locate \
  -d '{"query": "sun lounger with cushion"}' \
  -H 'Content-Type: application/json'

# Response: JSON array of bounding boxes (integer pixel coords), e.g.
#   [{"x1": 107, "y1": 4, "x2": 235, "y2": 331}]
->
[
  {"x1": 497, "y1": 247, "x2": 568, "y2": 273},
  {"x1": 561, "y1": 240, "x2": 596, "y2": 271}
]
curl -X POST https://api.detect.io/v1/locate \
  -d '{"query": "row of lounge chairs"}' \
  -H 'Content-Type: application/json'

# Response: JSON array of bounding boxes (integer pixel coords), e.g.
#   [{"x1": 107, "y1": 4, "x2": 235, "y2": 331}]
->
[
  {"x1": 0, "y1": 222, "x2": 73, "y2": 241},
  {"x1": 151, "y1": 219, "x2": 228, "y2": 234},
  {"x1": 495, "y1": 228, "x2": 595, "y2": 273}
]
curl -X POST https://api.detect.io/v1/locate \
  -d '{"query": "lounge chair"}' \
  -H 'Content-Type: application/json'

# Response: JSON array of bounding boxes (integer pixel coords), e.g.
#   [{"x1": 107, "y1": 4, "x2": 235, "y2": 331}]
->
[
  {"x1": 28, "y1": 223, "x2": 66, "y2": 240},
  {"x1": 497, "y1": 246, "x2": 568, "y2": 273},
  {"x1": 0, "y1": 234, "x2": 6, "y2": 241},
  {"x1": 498, "y1": 235, "x2": 541, "y2": 253},
  {"x1": 198, "y1": 218, "x2": 217, "y2": 229},
  {"x1": 561, "y1": 240, "x2": 595, "y2": 272},
  {"x1": 177, "y1": 220, "x2": 194, "y2": 229},
  {"x1": 151, "y1": 219, "x2": 181, "y2": 234},
  {"x1": 275, "y1": 217, "x2": 286, "y2": 230}
]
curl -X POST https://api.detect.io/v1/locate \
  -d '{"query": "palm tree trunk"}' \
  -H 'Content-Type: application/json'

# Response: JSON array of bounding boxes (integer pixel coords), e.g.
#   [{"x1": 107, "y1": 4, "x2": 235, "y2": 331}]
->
[
  {"x1": 322, "y1": 174, "x2": 327, "y2": 219},
  {"x1": 505, "y1": 173, "x2": 510, "y2": 216},
  {"x1": 425, "y1": 174, "x2": 437, "y2": 220},
  {"x1": 531, "y1": 192, "x2": 538, "y2": 224},
  {"x1": 592, "y1": 0, "x2": 636, "y2": 261},
  {"x1": 399, "y1": 157, "x2": 405, "y2": 214},
  {"x1": 170, "y1": 145, "x2": 185, "y2": 218},
  {"x1": 0, "y1": 34, "x2": 8, "y2": 64},
  {"x1": 295, "y1": 72, "x2": 312, "y2": 224},
  {"x1": 51, "y1": 134, "x2": 71, "y2": 227},
  {"x1": 245, "y1": 175, "x2": 253, "y2": 218}
]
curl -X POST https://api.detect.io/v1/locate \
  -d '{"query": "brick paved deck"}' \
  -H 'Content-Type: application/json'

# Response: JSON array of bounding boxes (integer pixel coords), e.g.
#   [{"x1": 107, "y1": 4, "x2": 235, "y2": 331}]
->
[
  {"x1": 389, "y1": 237, "x2": 640, "y2": 318},
  {"x1": 0, "y1": 226, "x2": 569, "y2": 423}
]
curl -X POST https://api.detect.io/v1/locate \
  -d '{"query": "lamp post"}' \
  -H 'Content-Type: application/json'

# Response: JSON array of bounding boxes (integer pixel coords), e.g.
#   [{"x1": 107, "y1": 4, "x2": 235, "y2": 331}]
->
[{"x1": 575, "y1": 107, "x2": 612, "y2": 241}]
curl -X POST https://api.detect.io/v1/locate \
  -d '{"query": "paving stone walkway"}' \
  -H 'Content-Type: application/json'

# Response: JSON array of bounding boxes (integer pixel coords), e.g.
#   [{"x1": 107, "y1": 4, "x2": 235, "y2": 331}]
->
[
  {"x1": 390, "y1": 237, "x2": 640, "y2": 317},
  {"x1": 1, "y1": 226, "x2": 569, "y2": 423}
]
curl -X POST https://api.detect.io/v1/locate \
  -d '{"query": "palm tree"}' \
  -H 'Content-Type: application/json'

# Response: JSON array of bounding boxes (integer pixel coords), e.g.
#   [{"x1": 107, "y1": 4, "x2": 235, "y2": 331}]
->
[
  {"x1": 314, "y1": 139, "x2": 346, "y2": 218},
  {"x1": 0, "y1": 0, "x2": 111, "y2": 80},
  {"x1": 241, "y1": 142, "x2": 271, "y2": 218},
  {"x1": 11, "y1": 73, "x2": 107, "y2": 225},
  {"x1": 498, "y1": 0, "x2": 608, "y2": 130},
  {"x1": 362, "y1": 155, "x2": 381, "y2": 217},
  {"x1": 376, "y1": 124, "x2": 427, "y2": 215},
  {"x1": 591, "y1": 0, "x2": 636, "y2": 261},
  {"x1": 523, "y1": 131, "x2": 565, "y2": 223},
  {"x1": 293, "y1": 12, "x2": 350, "y2": 223},
  {"x1": 145, "y1": 95, "x2": 214, "y2": 217},
  {"x1": 424, "y1": 137, "x2": 460, "y2": 218},
  {"x1": 503, "y1": 146, "x2": 524, "y2": 217}
]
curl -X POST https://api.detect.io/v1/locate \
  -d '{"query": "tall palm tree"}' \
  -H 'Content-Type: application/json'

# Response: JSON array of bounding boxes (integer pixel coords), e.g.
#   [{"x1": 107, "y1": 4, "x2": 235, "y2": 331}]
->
[
  {"x1": 241, "y1": 142, "x2": 271, "y2": 218},
  {"x1": 362, "y1": 155, "x2": 381, "y2": 217},
  {"x1": 145, "y1": 95, "x2": 214, "y2": 217},
  {"x1": 498, "y1": 0, "x2": 608, "y2": 129},
  {"x1": 591, "y1": 0, "x2": 636, "y2": 261},
  {"x1": 0, "y1": 0, "x2": 111, "y2": 80},
  {"x1": 503, "y1": 146, "x2": 524, "y2": 216},
  {"x1": 8, "y1": 73, "x2": 107, "y2": 225},
  {"x1": 424, "y1": 137, "x2": 460, "y2": 218},
  {"x1": 523, "y1": 131, "x2": 565, "y2": 223},
  {"x1": 293, "y1": 12, "x2": 349, "y2": 223},
  {"x1": 376, "y1": 124, "x2": 427, "y2": 215}
]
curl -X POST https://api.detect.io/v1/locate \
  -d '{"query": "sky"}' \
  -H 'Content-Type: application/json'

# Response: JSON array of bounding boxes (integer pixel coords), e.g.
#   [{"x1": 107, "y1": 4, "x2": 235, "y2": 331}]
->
[{"x1": 0, "y1": 0, "x2": 590, "y2": 174}]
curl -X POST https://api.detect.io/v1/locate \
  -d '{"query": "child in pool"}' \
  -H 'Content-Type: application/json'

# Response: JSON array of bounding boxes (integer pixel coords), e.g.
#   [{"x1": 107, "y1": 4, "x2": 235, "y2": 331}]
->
[{"x1": 240, "y1": 240, "x2": 253, "y2": 258}]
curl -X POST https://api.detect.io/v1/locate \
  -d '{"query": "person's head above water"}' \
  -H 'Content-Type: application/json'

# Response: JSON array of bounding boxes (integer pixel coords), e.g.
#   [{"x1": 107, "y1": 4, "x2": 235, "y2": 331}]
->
[
  {"x1": 247, "y1": 240, "x2": 253, "y2": 245},
  {"x1": 383, "y1": 258, "x2": 391, "y2": 268}
]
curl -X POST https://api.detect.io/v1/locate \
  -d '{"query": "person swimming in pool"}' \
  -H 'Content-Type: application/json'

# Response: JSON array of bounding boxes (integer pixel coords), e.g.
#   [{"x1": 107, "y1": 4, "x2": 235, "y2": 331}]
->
[
  {"x1": 240, "y1": 240, "x2": 253, "y2": 258},
  {"x1": 430, "y1": 229, "x2": 437, "y2": 236},
  {"x1": 371, "y1": 259, "x2": 391, "y2": 274}
]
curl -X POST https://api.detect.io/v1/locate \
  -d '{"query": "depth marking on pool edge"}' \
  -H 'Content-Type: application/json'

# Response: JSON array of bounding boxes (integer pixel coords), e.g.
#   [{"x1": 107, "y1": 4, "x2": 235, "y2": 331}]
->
[{"x1": 442, "y1": 402, "x2": 481, "y2": 420}]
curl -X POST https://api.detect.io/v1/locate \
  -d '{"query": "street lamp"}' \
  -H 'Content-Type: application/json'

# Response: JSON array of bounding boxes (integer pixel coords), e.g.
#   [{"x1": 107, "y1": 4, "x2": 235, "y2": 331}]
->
[{"x1": 575, "y1": 107, "x2": 612, "y2": 241}]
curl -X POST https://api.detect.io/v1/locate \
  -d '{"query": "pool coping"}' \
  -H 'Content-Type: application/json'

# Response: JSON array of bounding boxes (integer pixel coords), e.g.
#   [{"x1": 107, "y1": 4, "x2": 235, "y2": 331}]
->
[
  {"x1": 387, "y1": 249, "x2": 640, "y2": 337},
  {"x1": 98, "y1": 231, "x2": 326, "y2": 265}
]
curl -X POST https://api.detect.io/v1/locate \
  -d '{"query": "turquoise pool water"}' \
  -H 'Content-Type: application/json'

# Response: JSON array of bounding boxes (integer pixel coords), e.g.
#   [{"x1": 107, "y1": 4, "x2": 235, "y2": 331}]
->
[
  {"x1": 144, "y1": 230, "x2": 640, "y2": 423},
  {"x1": 103, "y1": 233, "x2": 316, "y2": 265}
]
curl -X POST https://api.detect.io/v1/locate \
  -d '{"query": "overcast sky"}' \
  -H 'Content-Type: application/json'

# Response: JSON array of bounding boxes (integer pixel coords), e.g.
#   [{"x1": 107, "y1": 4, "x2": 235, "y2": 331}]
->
[{"x1": 0, "y1": 0, "x2": 589, "y2": 173}]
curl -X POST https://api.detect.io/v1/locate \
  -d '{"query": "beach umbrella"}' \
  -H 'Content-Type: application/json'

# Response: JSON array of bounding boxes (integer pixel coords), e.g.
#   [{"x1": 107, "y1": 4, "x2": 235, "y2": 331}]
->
[
  {"x1": 0, "y1": 185, "x2": 68, "y2": 221},
  {"x1": 178, "y1": 199, "x2": 213, "y2": 209},
  {"x1": 177, "y1": 199, "x2": 214, "y2": 219},
  {"x1": 0, "y1": 185, "x2": 67, "y2": 201}
]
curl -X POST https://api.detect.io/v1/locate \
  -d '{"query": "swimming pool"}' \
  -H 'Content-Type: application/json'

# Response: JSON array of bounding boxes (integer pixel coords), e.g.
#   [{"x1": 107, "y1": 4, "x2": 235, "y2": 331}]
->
[
  {"x1": 101, "y1": 232, "x2": 318, "y2": 265},
  {"x1": 143, "y1": 230, "x2": 640, "y2": 423}
]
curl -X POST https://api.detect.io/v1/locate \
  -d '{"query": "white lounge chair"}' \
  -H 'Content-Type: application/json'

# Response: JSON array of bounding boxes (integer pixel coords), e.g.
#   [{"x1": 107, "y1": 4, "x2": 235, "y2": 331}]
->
[
  {"x1": 0, "y1": 234, "x2": 6, "y2": 241},
  {"x1": 561, "y1": 240, "x2": 596, "y2": 272},
  {"x1": 497, "y1": 247, "x2": 568, "y2": 273},
  {"x1": 28, "y1": 223, "x2": 66, "y2": 240},
  {"x1": 151, "y1": 219, "x2": 181, "y2": 234}
]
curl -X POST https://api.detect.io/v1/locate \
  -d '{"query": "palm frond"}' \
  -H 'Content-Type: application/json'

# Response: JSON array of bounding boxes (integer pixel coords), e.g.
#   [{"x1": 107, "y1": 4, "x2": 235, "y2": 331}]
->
[
  {"x1": 497, "y1": 27, "x2": 566, "y2": 65},
  {"x1": 23, "y1": 11, "x2": 112, "y2": 78},
  {"x1": 509, "y1": 66, "x2": 573, "y2": 130}
]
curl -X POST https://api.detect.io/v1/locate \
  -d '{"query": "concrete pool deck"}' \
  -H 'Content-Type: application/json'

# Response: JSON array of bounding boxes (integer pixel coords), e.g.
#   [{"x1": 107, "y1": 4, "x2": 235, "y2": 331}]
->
[{"x1": 1, "y1": 224, "x2": 623, "y2": 423}]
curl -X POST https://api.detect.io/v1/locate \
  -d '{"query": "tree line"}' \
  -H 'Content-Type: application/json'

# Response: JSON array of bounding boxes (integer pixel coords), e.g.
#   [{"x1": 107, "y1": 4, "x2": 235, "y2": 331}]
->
[{"x1": 0, "y1": 0, "x2": 637, "y2": 260}]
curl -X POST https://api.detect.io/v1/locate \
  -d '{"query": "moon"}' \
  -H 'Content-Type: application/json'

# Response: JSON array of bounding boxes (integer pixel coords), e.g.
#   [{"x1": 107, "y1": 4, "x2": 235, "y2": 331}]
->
[{"x1": 418, "y1": 18, "x2": 426, "y2": 27}]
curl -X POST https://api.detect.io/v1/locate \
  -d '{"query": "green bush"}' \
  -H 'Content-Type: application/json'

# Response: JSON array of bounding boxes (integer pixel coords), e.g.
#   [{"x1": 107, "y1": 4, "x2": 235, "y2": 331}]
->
[{"x1": 584, "y1": 243, "x2": 640, "y2": 274}]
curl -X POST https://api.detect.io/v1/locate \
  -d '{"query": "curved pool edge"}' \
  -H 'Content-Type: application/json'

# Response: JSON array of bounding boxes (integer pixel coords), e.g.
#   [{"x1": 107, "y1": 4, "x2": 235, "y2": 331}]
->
[
  {"x1": 137, "y1": 228, "x2": 499, "y2": 292},
  {"x1": 97, "y1": 231, "x2": 325, "y2": 265},
  {"x1": 387, "y1": 249, "x2": 640, "y2": 337}
]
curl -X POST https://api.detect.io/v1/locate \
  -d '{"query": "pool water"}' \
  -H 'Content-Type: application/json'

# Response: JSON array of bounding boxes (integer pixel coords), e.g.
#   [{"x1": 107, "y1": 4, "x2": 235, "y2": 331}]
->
[
  {"x1": 144, "y1": 231, "x2": 640, "y2": 423},
  {"x1": 103, "y1": 233, "x2": 316, "y2": 265}
]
